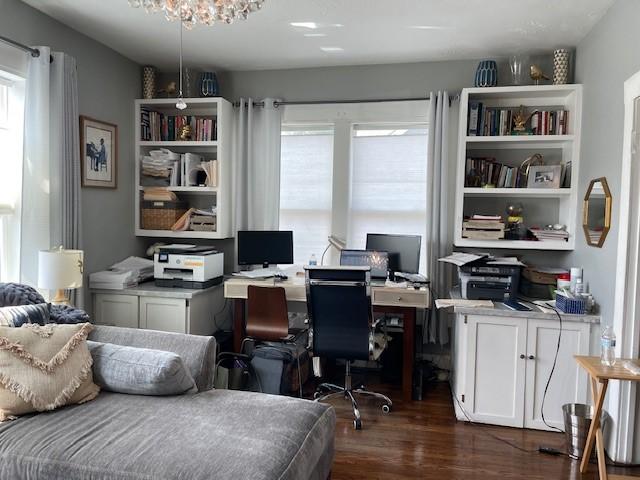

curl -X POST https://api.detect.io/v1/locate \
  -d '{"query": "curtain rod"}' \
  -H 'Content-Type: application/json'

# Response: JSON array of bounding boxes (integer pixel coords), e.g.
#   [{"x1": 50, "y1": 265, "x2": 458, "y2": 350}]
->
[
  {"x1": 0, "y1": 35, "x2": 40, "y2": 58},
  {"x1": 234, "y1": 93, "x2": 460, "y2": 108}
]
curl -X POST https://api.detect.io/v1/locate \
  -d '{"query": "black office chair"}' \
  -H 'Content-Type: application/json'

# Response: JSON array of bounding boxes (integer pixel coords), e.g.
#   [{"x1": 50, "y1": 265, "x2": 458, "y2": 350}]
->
[{"x1": 305, "y1": 266, "x2": 392, "y2": 430}]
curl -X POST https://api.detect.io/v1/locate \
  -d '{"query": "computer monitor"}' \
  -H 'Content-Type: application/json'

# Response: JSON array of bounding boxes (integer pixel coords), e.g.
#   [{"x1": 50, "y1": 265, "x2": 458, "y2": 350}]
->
[
  {"x1": 365, "y1": 233, "x2": 421, "y2": 274},
  {"x1": 340, "y1": 250, "x2": 389, "y2": 279},
  {"x1": 237, "y1": 231, "x2": 294, "y2": 268}
]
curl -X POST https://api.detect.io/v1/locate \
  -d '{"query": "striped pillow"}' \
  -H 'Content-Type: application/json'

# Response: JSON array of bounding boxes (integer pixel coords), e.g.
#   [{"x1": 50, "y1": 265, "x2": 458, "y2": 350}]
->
[{"x1": 0, "y1": 303, "x2": 50, "y2": 327}]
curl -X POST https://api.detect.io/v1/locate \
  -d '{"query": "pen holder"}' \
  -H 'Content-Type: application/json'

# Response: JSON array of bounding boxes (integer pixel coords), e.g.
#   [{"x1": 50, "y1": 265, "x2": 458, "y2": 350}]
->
[{"x1": 556, "y1": 293, "x2": 586, "y2": 315}]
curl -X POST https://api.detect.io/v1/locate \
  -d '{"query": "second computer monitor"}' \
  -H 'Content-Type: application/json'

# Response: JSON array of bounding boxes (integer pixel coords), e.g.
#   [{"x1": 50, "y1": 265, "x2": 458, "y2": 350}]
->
[
  {"x1": 340, "y1": 250, "x2": 389, "y2": 279},
  {"x1": 365, "y1": 233, "x2": 421, "y2": 274},
  {"x1": 237, "y1": 230, "x2": 294, "y2": 268}
]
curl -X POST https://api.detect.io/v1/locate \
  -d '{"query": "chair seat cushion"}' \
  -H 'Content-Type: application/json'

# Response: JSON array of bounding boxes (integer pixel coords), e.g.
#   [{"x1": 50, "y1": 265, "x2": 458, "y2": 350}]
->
[{"x1": 0, "y1": 390, "x2": 335, "y2": 480}]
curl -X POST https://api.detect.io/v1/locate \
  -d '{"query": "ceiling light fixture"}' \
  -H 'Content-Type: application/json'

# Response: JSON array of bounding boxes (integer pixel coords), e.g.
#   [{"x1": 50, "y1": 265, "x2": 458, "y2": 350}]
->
[
  {"x1": 128, "y1": 0, "x2": 266, "y2": 28},
  {"x1": 320, "y1": 47, "x2": 343, "y2": 52},
  {"x1": 290, "y1": 22, "x2": 319, "y2": 29},
  {"x1": 408, "y1": 25, "x2": 447, "y2": 30},
  {"x1": 304, "y1": 33, "x2": 327, "y2": 37},
  {"x1": 176, "y1": 19, "x2": 187, "y2": 110}
]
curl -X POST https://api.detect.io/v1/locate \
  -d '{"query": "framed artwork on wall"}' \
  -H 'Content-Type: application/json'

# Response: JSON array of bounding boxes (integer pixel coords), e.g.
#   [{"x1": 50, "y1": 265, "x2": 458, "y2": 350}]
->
[{"x1": 80, "y1": 116, "x2": 117, "y2": 188}]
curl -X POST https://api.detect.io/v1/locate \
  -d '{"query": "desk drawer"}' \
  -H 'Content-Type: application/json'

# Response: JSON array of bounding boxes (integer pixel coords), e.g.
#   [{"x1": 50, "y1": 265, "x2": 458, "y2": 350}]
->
[{"x1": 372, "y1": 289, "x2": 428, "y2": 308}]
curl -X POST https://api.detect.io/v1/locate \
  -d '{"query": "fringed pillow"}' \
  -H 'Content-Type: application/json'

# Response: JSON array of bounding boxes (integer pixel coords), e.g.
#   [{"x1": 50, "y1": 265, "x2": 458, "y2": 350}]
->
[{"x1": 0, "y1": 323, "x2": 100, "y2": 421}]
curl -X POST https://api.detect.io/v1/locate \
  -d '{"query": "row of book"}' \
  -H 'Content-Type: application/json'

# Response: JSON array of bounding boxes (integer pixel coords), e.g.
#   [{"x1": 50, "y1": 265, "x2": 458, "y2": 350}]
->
[
  {"x1": 529, "y1": 227, "x2": 569, "y2": 242},
  {"x1": 465, "y1": 157, "x2": 523, "y2": 188},
  {"x1": 140, "y1": 109, "x2": 217, "y2": 142},
  {"x1": 467, "y1": 103, "x2": 569, "y2": 136}
]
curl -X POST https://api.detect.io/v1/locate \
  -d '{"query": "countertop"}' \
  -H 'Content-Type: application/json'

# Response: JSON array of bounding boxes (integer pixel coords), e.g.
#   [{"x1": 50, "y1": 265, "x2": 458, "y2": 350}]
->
[
  {"x1": 91, "y1": 281, "x2": 222, "y2": 299},
  {"x1": 450, "y1": 289, "x2": 601, "y2": 324}
]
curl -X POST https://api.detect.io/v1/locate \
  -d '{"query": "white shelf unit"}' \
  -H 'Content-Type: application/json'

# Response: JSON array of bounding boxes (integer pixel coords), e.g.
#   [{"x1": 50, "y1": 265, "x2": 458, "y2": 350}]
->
[
  {"x1": 134, "y1": 97, "x2": 233, "y2": 239},
  {"x1": 454, "y1": 85, "x2": 582, "y2": 251}
]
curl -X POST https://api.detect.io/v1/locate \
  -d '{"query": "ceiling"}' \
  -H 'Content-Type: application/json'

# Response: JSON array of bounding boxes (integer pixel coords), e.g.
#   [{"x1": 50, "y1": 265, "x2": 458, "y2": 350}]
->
[{"x1": 23, "y1": 0, "x2": 614, "y2": 71}]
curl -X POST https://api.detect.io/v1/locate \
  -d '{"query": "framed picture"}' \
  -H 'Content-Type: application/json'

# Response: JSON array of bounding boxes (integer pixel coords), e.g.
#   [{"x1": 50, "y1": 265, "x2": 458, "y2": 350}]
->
[
  {"x1": 80, "y1": 116, "x2": 117, "y2": 188},
  {"x1": 527, "y1": 165, "x2": 562, "y2": 189}
]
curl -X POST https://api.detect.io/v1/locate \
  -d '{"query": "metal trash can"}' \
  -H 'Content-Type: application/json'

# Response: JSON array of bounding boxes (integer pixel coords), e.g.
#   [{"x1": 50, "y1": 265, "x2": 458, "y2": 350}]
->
[{"x1": 563, "y1": 403, "x2": 597, "y2": 460}]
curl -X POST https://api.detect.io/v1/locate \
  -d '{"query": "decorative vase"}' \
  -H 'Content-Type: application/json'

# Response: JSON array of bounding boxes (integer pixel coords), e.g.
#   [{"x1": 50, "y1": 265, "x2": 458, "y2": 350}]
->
[
  {"x1": 553, "y1": 49, "x2": 572, "y2": 85},
  {"x1": 142, "y1": 66, "x2": 157, "y2": 99},
  {"x1": 474, "y1": 60, "x2": 498, "y2": 88},
  {"x1": 509, "y1": 55, "x2": 529, "y2": 86},
  {"x1": 184, "y1": 67, "x2": 197, "y2": 98},
  {"x1": 200, "y1": 72, "x2": 219, "y2": 97}
]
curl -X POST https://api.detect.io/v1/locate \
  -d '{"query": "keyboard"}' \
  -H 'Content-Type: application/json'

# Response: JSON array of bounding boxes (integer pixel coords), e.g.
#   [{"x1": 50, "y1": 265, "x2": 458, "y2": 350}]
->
[
  {"x1": 232, "y1": 268, "x2": 283, "y2": 279},
  {"x1": 394, "y1": 272, "x2": 429, "y2": 284}
]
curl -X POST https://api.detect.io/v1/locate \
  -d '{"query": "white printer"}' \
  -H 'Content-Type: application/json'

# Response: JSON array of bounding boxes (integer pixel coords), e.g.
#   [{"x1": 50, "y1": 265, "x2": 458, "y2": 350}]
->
[{"x1": 154, "y1": 245, "x2": 223, "y2": 289}]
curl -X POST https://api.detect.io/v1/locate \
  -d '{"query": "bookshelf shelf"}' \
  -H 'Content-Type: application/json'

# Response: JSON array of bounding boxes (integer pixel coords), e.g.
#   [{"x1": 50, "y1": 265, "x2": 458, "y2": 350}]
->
[
  {"x1": 454, "y1": 85, "x2": 582, "y2": 251},
  {"x1": 139, "y1": 141, "x2": 218, "y2": 147},
  {"x1": 463, "y1": 188, "x2": 571, "y2": 198},
  {"x1": 134, "y1": 97, "x2": 233, "y2": 239}
]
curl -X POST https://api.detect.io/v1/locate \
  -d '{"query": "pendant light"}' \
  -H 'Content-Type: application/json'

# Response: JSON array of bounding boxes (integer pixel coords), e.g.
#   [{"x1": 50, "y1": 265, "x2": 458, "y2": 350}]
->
[{"x1": 176, "y1": 18, "x2": 187, "y2": 110}]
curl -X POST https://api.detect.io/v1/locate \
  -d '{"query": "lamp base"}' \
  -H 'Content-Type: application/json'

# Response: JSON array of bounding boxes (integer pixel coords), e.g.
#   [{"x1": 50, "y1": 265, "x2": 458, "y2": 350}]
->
[{"x1": 50, "y1": 289, "x2": 70, "y2": 306}]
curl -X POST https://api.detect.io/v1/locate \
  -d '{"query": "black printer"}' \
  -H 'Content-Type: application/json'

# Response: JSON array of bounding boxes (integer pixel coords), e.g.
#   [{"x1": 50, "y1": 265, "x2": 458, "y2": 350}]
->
[{"x1": 458, "y1": 258, "x2": 521, "y2": 301}]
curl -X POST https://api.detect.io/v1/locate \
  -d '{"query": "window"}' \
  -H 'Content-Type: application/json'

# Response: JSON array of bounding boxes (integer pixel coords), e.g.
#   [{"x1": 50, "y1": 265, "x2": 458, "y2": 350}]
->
[
  {"x1": 349, "y1": 125, "x2": 428, "y2": 273},
  {"x1": 279, "y1": 126, "x2": 334, "y2": 264},
  {"x1": 279, "y1": 102, "x2": 429, "y2": 273},
  {"x1": 0, "y1": 73, "x2": 25, "y2": 282}
]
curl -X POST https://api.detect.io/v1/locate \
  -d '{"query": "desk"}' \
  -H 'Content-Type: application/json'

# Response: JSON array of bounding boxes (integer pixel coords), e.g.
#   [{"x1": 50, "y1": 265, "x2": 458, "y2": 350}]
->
[
  {"x1": 575, "y1": 356, "x2": 640, "y2": 480},
  {"x1": 224, "y1": 276, "x2": 430, "y2": 401}
]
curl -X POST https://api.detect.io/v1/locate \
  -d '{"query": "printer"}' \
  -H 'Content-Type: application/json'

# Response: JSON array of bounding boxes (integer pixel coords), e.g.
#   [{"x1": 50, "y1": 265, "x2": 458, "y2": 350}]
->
[
  {"x1": 458, "y1": 258, "x2": 521, "y2": 301},
  {"x1": 154, "y1": 245, "x2": 223, "y2": 289}
]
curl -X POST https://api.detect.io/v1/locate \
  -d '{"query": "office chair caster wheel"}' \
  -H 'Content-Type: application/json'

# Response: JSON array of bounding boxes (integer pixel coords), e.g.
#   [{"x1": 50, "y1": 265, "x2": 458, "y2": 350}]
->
[
  {"x1": 382, "y1": 404, "x2": 391, "y2": 414},
  {"x1": 353, "y1": 419, "x2": 362, "y2": 430}
]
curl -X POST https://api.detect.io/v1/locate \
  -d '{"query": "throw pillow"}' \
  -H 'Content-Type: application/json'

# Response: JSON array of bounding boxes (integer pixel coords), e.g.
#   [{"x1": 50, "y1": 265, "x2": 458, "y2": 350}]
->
[
  {"x1": 0, "y1": 323, "x2": 100, "y2": 421},
  {"x1": 50, "y1": 304, "x2": 91, "y2": 324},
  {"x1": 0, "y1": 303, "x2": 50, "y2": 327},
  {"x1": 87, "y1": 341, "x2": 197, "y2": 396}
]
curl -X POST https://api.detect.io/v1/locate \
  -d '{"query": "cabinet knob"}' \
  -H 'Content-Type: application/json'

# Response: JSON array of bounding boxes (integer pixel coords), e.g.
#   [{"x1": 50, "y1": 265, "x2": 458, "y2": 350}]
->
[
  {"x1": 519, "y1": 354, "x2": 525, "y2": 359},
  {"x1": 397, "y1": 296, "x2": 403, "y2": 302},
  {"x1": 528, "y1": 355, "x2": 535, "y2": 360}
]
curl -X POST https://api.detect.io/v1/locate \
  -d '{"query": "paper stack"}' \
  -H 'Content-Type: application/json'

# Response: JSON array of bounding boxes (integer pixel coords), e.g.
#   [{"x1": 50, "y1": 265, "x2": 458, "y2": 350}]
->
[
  {"x1": 462, "y1": 215, "x2": 505, "y2": 240},
  {"x1": 89, "y1": 256, "x2": 154, "y2": 290},
  {"x1": 529, "y1": 227, "x2": 569, "y2": 242}
]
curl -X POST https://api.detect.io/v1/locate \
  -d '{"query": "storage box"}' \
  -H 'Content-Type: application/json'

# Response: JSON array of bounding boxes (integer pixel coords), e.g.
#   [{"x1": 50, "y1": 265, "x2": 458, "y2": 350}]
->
[
  {"x1": 556, "y1": 293, "x2": 587, "y2": 315},
  {"x1": 141, "y1": 200, "x2": 187, "y2": 230}
]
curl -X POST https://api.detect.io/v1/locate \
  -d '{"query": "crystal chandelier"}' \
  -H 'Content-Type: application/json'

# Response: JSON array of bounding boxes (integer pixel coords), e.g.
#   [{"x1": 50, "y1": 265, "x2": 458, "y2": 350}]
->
[{"x1": 128, "y1": 0, "x2": 266, "y2": 28}]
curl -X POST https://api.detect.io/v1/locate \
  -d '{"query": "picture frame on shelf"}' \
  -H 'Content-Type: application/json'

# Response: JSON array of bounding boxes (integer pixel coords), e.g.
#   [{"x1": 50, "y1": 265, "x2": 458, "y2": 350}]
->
[
  {"x1": 527, "y1": 165, "x2": 562, "y2": 189},
  {"x1": 80, "y1": 116, "x2": 117, "y2": 188}
]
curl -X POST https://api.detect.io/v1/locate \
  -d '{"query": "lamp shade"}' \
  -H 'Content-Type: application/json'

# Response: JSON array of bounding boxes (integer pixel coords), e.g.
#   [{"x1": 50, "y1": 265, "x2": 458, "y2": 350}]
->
[{"x1": 38, "y1": 249, "x2": 84, "y2": 290}]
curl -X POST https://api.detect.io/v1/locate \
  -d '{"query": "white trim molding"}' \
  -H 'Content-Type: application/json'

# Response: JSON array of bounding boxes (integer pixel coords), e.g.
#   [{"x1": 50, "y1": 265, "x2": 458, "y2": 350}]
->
[{"x1": 610, "y1": 69, "x2": 640, "y2": 463}]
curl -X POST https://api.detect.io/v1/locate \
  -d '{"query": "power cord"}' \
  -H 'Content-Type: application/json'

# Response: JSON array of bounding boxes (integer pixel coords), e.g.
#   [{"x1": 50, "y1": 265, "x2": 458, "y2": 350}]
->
[{"x1": 542, "y1": 302, "x2": 565, "y2": 434}]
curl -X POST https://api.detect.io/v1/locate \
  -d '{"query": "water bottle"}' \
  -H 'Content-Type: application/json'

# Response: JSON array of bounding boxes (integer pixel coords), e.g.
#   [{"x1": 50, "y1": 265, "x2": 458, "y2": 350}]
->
[
  {"x1": 309, "y1": 254, "x2": 318, "y2": 266},
  {"x1": 600, "y1": 325, "x2": 617, "y2": 367}
]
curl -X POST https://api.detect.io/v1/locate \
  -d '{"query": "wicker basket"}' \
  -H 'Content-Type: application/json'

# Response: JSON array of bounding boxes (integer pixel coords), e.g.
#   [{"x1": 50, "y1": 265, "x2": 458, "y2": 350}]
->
[{"x1": 141, "y1": 200, "x2": 187, "y2": 230}]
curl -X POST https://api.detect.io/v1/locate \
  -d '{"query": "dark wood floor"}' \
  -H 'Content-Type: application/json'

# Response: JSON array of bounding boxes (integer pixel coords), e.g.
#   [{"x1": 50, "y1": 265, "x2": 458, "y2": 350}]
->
[{"x1": 322, "y1": 381, "x2": 640, "y2": 480}]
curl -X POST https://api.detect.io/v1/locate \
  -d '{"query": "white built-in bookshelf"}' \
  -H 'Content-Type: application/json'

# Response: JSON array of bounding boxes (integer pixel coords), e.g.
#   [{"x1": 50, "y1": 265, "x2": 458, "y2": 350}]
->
[
  {"x1": 134, "y1": 97, "x2": 233, "y2": 239},
  {"x1": 454, "y1": 85, "x2": 582, "y2": 250}
]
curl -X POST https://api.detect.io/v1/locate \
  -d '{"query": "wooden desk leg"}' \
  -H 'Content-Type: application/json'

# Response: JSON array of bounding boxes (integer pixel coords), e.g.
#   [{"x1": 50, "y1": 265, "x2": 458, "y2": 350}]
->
[
  {"x1": 402, "y1": 308, "x2": 415, "y2": 402},
  {"x1": 233, "y1": 299, "x2": 246, "y2": 353},
  {"x1": 581, "y1": 375, "x2": 609, "y2": 477}
]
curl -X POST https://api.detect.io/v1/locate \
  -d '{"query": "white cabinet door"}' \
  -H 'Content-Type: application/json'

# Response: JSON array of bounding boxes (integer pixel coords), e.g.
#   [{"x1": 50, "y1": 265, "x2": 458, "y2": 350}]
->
[
  {"x1": 464, "y1": 315, "x2": 527, "y2": 427},
  {"x1": 524, "y1": 319, "x2": 590, "y2": 430},
  {"x1": 93, "y1": 294, "x2": 139, "y2": 329},
  {"x1": 139, "y1": 297, "x2": 187, "y2": 333}
]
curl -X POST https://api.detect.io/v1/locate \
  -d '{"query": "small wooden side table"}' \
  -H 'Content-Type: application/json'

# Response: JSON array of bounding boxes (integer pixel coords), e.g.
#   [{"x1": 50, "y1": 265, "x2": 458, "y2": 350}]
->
[{"x1": 574, "y1": 356, "x2": 640, "y2": 480}]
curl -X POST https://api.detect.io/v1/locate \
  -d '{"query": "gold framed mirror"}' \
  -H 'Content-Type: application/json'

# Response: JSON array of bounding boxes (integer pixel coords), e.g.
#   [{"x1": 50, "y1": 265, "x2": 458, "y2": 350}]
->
[{"x1": 583, "y1": 177, "x2": 612, "y2": 248}]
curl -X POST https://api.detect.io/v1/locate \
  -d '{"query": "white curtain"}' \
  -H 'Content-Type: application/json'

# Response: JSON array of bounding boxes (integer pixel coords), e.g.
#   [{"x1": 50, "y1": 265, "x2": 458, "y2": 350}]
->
[
  {"x1": 232, "y1": 98, "x2": 282, "y2": 235},
  {"x1": 21, "y1": 48, "x2": 82, "y2": 304},
  {"x1": 425, "y1": 91, "x2": 452, "y2": 345}
]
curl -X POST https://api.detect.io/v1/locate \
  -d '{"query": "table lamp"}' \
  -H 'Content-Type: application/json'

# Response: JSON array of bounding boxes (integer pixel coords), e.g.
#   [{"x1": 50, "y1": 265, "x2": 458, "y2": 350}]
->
[{"x1": 38, "y1": 247, "x2": 84, "y2": 305}]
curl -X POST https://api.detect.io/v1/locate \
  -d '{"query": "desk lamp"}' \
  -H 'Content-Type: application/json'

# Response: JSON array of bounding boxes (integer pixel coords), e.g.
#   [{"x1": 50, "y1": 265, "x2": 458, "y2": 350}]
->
[
  {"x1": 321, "y1": 236, "x2": 346, "y2": 265},
  {"x1": 38, "y1": 247, "x2": 84, "y2": 305}
]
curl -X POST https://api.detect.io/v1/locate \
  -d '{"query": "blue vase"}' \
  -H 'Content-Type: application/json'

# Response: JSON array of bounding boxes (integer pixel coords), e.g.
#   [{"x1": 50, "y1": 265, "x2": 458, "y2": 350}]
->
[
  {"x1": 474, "y1": 60, "x2": 498, "y2": 87},
  {"x1": 200, "y1": 72, "x2": 219, "y2": 97}
]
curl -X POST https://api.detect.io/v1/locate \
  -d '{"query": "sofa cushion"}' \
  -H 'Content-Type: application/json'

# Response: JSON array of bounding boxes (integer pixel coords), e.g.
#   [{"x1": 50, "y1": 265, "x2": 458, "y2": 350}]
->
[
  {"x1": 0, "y1": 303, "x2": 50, "y2": 327},
  {"x1": 50, "y1": 304, "x2": 91, "y2": 324},
  {"x1": 0, "y1": 323, "x2": 99, "y2": 421},
  {"x1": 87, "y1": 341, "x2": 197, "y2": 396},
  {"x1": 0, "y1": 390, "x2": 335, "y2": 480},
  {"x1": 0, "y1": 283, "x2": 45, "y2": 307},
  {"x1": 89, "y1": 325, "x2": 217, "y2": 392}
]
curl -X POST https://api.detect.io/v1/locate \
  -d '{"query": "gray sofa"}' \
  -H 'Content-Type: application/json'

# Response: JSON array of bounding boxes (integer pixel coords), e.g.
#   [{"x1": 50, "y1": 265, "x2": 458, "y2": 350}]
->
[{"x1": 0, "y1": 325, "x2": 336, "y2": 480}]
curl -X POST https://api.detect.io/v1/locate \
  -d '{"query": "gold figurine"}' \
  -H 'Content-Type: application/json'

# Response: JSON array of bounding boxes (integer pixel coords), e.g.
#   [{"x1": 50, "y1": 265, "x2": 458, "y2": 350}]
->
[
  {"x1": 512, "y1": 105, "x2": 536, "y2": 133},
  {"x1": 530, "y1": 65, "x2": 550, "y2": 85},
  {"x1": 179, "y1": 124, "x2": 193, "y2": 141}
]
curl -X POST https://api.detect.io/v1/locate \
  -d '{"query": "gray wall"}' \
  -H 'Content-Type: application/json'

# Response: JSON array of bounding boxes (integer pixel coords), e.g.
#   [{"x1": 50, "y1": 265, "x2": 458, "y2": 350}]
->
[
  {"x1": 1, "y1": 0, "x2": 146, "y2": 310},
  {"x1": 572, "y1": 0, "x2": 640, "y2": 462}
]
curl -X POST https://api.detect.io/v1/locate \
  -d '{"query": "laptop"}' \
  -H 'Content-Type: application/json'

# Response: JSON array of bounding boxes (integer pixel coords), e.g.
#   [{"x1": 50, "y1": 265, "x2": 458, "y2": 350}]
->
[{"x1": 339, "y1": 250, "x2": 389, "y2": 285}]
